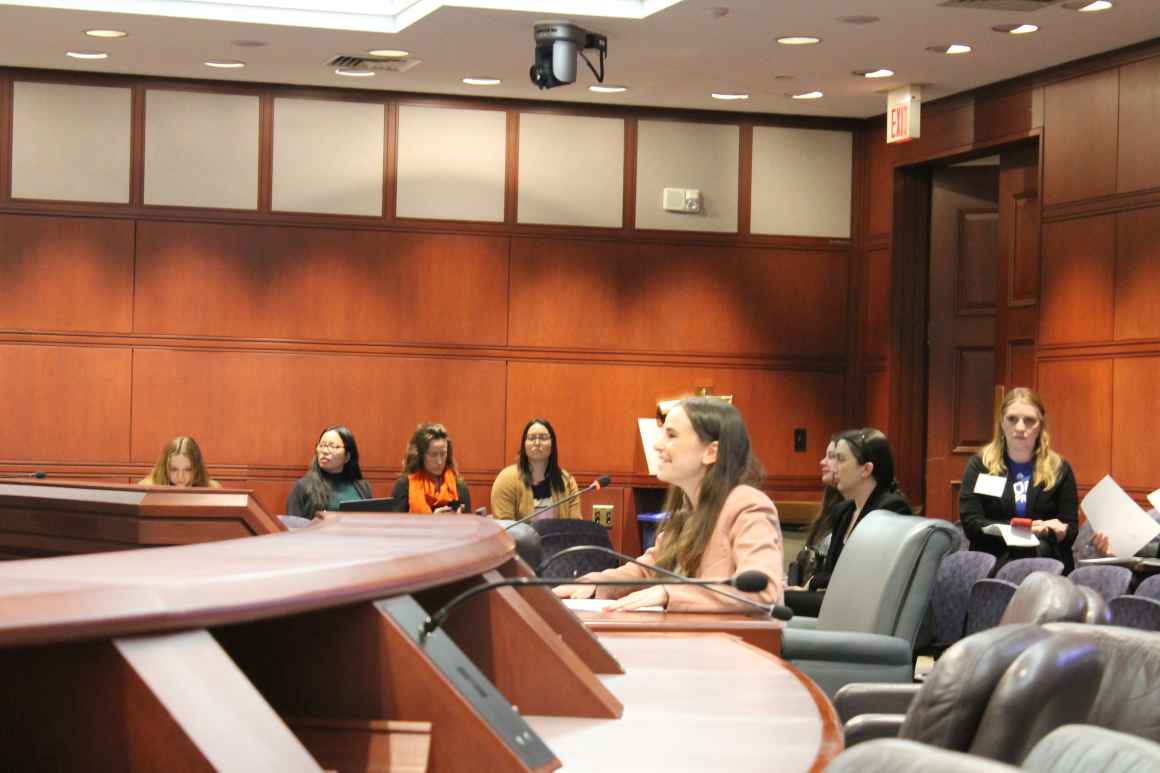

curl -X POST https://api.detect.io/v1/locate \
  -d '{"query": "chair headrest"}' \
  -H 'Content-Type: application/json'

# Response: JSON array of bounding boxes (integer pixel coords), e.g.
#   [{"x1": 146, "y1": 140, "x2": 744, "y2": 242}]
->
[{"x1": 999, "y1": 571, "x2": 1087, "y2": 626}]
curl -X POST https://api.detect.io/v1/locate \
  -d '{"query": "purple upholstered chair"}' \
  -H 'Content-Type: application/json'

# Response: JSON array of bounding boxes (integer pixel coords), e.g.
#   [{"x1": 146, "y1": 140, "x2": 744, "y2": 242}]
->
[
  {"x1": 1069, "y1": 565, "x2": 1132, "y2": 601},
  {"x1": 1135, "y1": 573, "x2": 1160, "y2": 601},
  {"x1": 1109, "y1": 596, "x2": 1160, "y2": 631},
  {"x1": 996, "y1": 557, "x2": 1063, "y2": 585},
  {"x1": 929, "y1": 551, "x2": 997, "y2": 649}
]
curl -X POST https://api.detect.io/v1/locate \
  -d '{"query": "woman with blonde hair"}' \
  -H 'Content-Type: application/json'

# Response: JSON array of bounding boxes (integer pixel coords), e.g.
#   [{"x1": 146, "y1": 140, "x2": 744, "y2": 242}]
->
[
  {"x1": 553, "y1": 397, "x2": 783, "y2": 612},
  {"x1": 139, "y1": 436, "x2": 221, "y2": 488},
  {"x1": 959, "y1": 387, "x2": 1078, "y2": 572}
]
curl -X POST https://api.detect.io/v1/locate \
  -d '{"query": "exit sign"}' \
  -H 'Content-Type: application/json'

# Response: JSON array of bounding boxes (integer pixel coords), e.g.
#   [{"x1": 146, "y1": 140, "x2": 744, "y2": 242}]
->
[{"x1": 887, "y1": 85, "x2": 922, "y2": 144}]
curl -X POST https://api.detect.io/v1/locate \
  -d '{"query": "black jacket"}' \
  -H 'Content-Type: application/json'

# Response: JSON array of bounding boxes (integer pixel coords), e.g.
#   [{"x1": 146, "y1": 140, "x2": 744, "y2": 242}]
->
[
  {"x1": 285, "y1": 476, "x2": 372, "y2": 519},
  {"x1": 808, "y1": 486, "x2": 912, "y2": 591},
  {"x1": 958, "y1": 453, "x2": 1078, "y2": 572}
]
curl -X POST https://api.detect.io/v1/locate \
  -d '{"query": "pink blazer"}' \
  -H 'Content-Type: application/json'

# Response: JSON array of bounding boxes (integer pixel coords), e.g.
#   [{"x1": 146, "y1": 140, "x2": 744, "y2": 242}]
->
[{"x1": 586, "y1": 484, "x2": 784, "y2": 613}]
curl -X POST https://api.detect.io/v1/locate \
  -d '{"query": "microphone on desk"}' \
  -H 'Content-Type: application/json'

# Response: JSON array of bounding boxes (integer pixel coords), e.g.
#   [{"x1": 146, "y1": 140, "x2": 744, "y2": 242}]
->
[
  {"x1": 0, "y1": 471, "x2": 47, "y2": 479},
  {"x1": 540, "y1": 544, "x2": 794, "y2": 622},
  {"x1": 418, "y1": 568, "x2": 774, "y2": 641},
  {"x1": 503, "y1": 475, "x2": 611, "y2": 531}
]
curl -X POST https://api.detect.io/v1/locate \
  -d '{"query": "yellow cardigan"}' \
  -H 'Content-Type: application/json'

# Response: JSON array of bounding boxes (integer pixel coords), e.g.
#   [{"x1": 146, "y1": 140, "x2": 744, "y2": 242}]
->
[{"x1": 489, "y1": 464, "x2": 582, "y2": 520}]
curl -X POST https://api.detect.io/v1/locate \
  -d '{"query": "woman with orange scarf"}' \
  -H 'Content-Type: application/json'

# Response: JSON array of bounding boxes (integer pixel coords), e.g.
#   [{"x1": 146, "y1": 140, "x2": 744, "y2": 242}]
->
[{"x1": 390, "y1": 423, "x2": 472, "y2": 513}]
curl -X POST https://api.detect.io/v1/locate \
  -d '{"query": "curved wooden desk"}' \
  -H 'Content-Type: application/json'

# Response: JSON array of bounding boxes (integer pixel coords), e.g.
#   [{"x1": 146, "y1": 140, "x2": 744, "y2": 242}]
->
[{"x1": 0, "y1": 514, "x2": 840, "y2": 772}]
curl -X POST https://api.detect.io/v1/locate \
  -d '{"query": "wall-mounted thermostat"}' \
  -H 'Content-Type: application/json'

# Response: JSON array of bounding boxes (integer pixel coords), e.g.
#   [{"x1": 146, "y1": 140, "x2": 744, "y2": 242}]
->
[{"x1": 662, "y1": 187, "x2": 702, "y2": 214}]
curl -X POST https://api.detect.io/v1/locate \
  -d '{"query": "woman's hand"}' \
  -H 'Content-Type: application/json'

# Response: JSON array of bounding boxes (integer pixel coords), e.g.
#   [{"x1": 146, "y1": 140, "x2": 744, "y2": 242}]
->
[
  {"x1": 552, "y1": 584, "x2": 596, "y2": 599},
  {"x1": 1091, "y1": 531, "x2": 1113, "y2": 556},
  {"x1": 605, "y1": 585, "x2": 669, "y2": 612},
  {"x1": 1030, "y1": 518, "x2": 1068, "y2": 539}
]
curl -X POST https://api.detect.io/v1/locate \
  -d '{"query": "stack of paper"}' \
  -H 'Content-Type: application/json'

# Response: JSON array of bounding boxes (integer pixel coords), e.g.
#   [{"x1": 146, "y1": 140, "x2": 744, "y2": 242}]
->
[
  {"x1": 1081, "y1": 476, "x2": 1160, "y2": 557},
  {"x1": 982, "y1": 523, "x2": 1039, "y2": 547}
]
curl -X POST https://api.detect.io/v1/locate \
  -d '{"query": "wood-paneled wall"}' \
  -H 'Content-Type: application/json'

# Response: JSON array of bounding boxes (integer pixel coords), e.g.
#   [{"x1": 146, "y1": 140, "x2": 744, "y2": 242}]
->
[
  {"x1": 855, "y1": 40, "x2": 1160, "y2": 506},
  {"x1": 0, "y1": 69, "x2": 854, "y2": 521}
]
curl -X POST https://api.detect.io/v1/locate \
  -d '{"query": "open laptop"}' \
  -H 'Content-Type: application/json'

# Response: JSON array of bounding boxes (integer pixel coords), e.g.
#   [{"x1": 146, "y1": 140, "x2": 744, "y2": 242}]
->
[{"x1": 337, "y1": 496, "x2": 404, "y2": 513}]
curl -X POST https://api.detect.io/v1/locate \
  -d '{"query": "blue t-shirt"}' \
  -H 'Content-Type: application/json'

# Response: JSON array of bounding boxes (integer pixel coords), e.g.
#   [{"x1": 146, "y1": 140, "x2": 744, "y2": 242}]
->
[{"x1": 1010, "y1": 460, "x2": 1033, "y2": 517}]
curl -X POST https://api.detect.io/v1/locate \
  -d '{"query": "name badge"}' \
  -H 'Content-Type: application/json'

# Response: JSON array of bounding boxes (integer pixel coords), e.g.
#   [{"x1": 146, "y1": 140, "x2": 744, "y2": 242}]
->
[{"x1": 974, "y1": 473, "x2": 1007, "y2": 498}]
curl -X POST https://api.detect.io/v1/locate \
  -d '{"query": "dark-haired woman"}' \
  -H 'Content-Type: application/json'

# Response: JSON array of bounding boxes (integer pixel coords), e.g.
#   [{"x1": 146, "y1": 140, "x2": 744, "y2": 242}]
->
[
  {"x1": 805, "y1": 427, "x2": 912, "y2": 593},
  {"x1": 490, "y1": 418, "x2": 580, "y2": 521},
  {"x1": 553, "y1": 397, "x2": 783, "y2": 612},
  {"x1": 784, "y1": 437, "x2": 846, "y2": 616},
  {"x1": 286, "y1": 425, "x2": 372, "y2": 520},
  {"x1": 390, "y1": 423, "x2": 471, "y2": 513}
]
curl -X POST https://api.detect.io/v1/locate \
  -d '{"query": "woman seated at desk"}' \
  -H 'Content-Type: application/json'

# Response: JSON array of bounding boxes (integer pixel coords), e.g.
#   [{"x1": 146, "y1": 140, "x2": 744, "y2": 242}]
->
[
  {"x1": 286, "y1": 425, "x2": 372, "y2": 519},
  {"x1": 139, "y1": 436, "x2": 221, "y2": 488},
  {"x1": 788, "y1": 428, "x2": 912, "y2": 613},
  {"x1": 490, "y1": 417, "x2": 580, "y2": 521},
  {"x1": 390, "y1": 423, "x2": 471, "y2": 514},
  {"x1": 553, "y1": 397, "x2": 783, "y2": 612},
  {"x1": 959, "y1": 387, "x2": 1078, "y2": 573}
]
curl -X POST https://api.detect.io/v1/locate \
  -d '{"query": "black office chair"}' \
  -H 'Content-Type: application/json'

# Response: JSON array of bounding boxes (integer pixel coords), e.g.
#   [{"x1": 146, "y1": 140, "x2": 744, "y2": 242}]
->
[{"x1": 532, "y1": 519, "x2": 621, "y2": 578}]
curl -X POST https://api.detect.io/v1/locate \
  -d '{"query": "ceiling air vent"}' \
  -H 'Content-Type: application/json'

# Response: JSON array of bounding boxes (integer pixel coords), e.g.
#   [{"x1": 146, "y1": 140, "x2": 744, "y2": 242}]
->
[
  {"x1": 938, "y1": 0, "x2": 1062, "y2": 9},
  {"x1": 326, "y1": 55, "x2": 422, "y2": 73}
]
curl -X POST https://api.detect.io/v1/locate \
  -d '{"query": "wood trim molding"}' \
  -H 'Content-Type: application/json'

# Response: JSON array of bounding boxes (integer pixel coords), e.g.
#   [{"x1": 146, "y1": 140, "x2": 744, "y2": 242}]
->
[
  {"x1": 622, "y1": 116, "x2": 637, "y2": 232},
  {"x1": 1042, "y1": 186, "x2": 1160, "y2": 223},
  {"x1": 383, "y1": 100, "x2": 398, "y2": 223},
  {"x1": 504, "y1": 109, "x2": 519, "y2": 226},
  {"x1": 0, "y1": 74, "x2": 11, "y2": 203},
  {"x1": 737, "y1": 123, "x2": 753, "y2": 238},
  {"x1": 257, "y1": 93, "x2": 273, "y2": 212},
  {"x1": 129, "y1": 83, "x2": 146, "y2": 209}
]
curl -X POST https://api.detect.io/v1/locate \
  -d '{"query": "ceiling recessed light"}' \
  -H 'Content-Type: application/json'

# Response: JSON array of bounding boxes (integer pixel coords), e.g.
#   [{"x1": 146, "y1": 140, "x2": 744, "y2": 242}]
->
[
  {"x1": 1062, "y1": 0, "x2": 1112, "y2": 10},
  {"x1": 993, "y1": 23, "x2": 1039, "y2": 35},
  {"x1": 335, "y1": 67, "x2": 374, "y2": 77},
  {"x1": 837, "y1": 15, "x2": 879, "y2": 25},
  {"x1": 854, "y1": 68, "x2": 894, "y2": 79},
  {"x1": 711, "y1": 92, "x2": 749, "y2": 101},
  {"x1": 773, "y1": 74, "x2": 796, "y2": 81},
  {"x1": 777, "y1": 35, "x2": 821, "y2": 46},
  {"x1": 204, "y1": 59, "x2": 245, "y2": 69},
  {"x1": 790, "y1": 91, "x2": 824, "y2": 100},
  {"x1": 928, "y1": 42, "x2": 974, "y2": 54},
  {"x1": 589, "y1": 84, "x2": 627, "y2": 93},
  {"x1": 66, "y1": 50, "x2": 108, "y2": 60},
  {"x1": 368, "y1": 49, "x2": 410, "y2": 58},
  {"x1": 232, "y1": 39, "x2": 268, "y2": 48},
  {"x1": 462, "y1": 77, "x2": 501, "y2": 86},
  {"x1": 84, "y1": 29, "x2": 127, "y2": 39}
]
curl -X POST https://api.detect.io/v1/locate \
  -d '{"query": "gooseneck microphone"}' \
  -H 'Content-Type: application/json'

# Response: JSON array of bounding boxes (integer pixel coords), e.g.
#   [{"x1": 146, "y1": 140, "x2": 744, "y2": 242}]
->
[
  {"x1": 418, "y1": 569, "x2": 771, "y2": 641},
  {"x1": 540, "y1": 544, "x2": 794, "y2": 622},
  {"x1": 503, "y1": 474, "x2": 611, "y2": 531},
  {"x1": 0, "y1": 471, "x2": 47, "y2": 479}
]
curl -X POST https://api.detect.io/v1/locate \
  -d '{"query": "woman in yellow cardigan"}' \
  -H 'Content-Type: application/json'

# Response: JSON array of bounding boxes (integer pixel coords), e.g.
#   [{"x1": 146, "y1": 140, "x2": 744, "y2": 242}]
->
[{"x1": 490, "y1": 417, "x2": 581, "y2": 521}]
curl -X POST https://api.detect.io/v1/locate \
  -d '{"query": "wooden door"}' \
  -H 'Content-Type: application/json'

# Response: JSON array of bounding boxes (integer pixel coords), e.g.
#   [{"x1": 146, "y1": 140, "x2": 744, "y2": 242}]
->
[{"x1": 924, "y1": 143, "x2": 1040, "y2": 521}]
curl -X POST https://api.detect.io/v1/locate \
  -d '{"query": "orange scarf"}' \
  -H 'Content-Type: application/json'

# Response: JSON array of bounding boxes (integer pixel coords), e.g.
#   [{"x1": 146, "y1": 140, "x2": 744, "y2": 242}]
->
[{"x1": 408, "y1": 469, "x2": 459, "y2": 514}]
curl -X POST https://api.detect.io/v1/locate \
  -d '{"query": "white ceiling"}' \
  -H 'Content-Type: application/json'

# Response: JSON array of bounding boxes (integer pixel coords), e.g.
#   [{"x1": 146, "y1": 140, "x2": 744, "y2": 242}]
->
[{"x1": 0, "y1": 1, "x2": 1157, "y2": 118}]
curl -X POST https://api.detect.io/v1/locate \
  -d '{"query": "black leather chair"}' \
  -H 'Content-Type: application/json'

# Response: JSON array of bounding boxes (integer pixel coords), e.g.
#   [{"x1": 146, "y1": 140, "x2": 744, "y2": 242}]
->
[{"x1": 532, "y1": 518, "x2": 620, "y2": 578}]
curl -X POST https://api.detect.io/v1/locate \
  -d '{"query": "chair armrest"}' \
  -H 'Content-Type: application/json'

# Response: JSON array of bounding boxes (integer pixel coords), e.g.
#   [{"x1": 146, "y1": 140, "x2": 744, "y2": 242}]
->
[
  {"x1": 835, "y1": 682, "x2": 920, "y2": 722},
  {"x1": 844, "y1": 714, "x2": 905, "y2": 747},
  {"x1": 826, "y1": 739, "x2": 1020, "y2": 773},
  {"x1": 781, "y1": 629, "x2": 912, "y2": 666},
  {"x1": 785, "y1": 615, "x2": 817, "y2": 630}
]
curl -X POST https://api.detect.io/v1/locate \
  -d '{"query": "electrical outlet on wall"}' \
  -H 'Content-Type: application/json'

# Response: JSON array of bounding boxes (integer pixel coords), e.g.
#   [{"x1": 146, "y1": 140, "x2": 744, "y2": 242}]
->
[{"x1": 592, "y1": 504, "x2": 614, "y2": 529}]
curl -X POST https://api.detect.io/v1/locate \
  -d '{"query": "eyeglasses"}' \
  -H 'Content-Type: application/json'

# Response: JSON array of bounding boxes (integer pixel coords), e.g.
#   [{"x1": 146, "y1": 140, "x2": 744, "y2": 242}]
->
[
  {"x1": 525, "y1": 434, "x2": 552, "y2": 444},
  {"x1": 317, "y1": 442, "x2": 345, "y2": 452}
]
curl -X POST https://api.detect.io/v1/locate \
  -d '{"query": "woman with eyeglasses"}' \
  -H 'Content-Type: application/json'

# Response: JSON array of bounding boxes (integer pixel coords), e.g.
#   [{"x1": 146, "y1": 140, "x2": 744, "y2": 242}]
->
[
  {"x1": 286, "y1": 425, "x2": 372, "y2": 520},
  {"x1": 390, "y1": 423, "x2": 471, "y2": 514},
  {"x1": 490, "y1": 417, "x2": 580, "y2": 520},
  {"x1": 804, "y1": 427, "x2": 912, "y2": 595},
  {"x1": 960, "y1": 387, "x2": 1078, "y2": 572}
]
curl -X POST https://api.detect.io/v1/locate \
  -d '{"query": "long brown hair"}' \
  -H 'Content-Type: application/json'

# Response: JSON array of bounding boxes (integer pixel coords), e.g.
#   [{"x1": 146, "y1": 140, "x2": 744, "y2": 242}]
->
[
  {"x1": 142, "y1": 436, "x2": 213, "y2": 487},
  {"x1": 402, "y1": 423, "x2": 458, "y2": 474},
  {"x1": 980, "y1": 387, "x2": 1062, "y2": 491},
  {"x1": 651, "y1": 397, "x2": 764, "y2": 576}
]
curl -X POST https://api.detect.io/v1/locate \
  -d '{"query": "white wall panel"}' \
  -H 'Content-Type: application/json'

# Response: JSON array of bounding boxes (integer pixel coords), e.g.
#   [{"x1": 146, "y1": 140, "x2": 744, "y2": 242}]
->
[
  {"x1": 636, "y1": 120, "x2": 739, "y2": 232},
  {"x1": 751, "y1": 127, "x2": 853, "y2": 238},
  {"x1": 272, "y1": 97, "x2": 384, "y2": 216},
  {"x1": 11, "y1": 81, "x2": 131, "y2": 203},
  {"x1": 517, "y1": 113, "x2": 623, "y2": 227},
  {"x1": 144, "y1": 89, "x2": 259, "y2": 209},
  {"x1": 396, "y1": 105, "x2": 506, "y2": 222}
]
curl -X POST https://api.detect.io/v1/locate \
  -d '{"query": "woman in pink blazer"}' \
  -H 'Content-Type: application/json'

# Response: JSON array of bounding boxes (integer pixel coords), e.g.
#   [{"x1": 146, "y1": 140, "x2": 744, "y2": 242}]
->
[{"x1": 553, "y1": 397, "x2": 784, "y2": 612}]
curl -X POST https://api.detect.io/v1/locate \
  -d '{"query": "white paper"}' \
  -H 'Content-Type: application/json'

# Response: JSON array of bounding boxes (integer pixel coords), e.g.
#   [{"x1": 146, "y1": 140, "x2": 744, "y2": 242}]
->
[
  {"x1": 1078, "y1": 556, "x2": 1140, "y2": 568},
  {"x1": 974, "y1": 473, "x2": 1007, "y2": 498},
  {"x1": 638, "y1": 417, "x2": 664, "y2": 476},
  {"x1": 1081, "y1": 475, "x2": 1160, "y2": 557},
  {"x1": 1148, "y1": 487, "x2": 1160, "y2": 513},
  {"x1": 982, "y1": 523, "x2": 1040, "y2": 547},
  {"x1": 562, "y1": 598, "x2": 664, "y2": 613}
]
